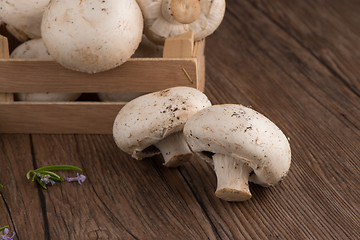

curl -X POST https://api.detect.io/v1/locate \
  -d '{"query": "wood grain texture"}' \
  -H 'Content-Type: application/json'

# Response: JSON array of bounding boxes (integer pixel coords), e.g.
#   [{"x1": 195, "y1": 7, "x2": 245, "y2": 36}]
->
[
  {"x1": 163, "y1": 31, "x2": 194, "y2": 58},
  {"x1": 30, "y1": 134, "x2": 218, "y2": 240},
  {"x1": 0, "y1": 33, "x2": 14, "y2": 102},
  {"x1": 0, "y1": 58, "x2": 197, "y2": 93},
  {"x1": 249, "y1": 0, "x2": 360, "y2": 97},
  {"x1": 0, "y1": 32, "x2": 203, "y2": 134},
  {"x1": 0, "y1": 0, "x2": 360, "y2": 239},
  {"x1": 0, "y1": 102, "x2": 124, "y2": 134},
  {"x1": 0, "y1": 135, "x2": 45, "y2": 239},
  {"x1": 193, "y1": 40, "x2": 206, "y2": 91},
  {"x1": 200, "y1": 0, "x2": 360, "y2": 238}
]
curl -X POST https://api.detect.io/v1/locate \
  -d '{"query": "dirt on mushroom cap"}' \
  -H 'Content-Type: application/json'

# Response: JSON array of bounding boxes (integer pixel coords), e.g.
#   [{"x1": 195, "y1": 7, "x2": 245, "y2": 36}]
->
[
  {"x1": 183, "y1": 104, "x2": 291, "y2": 186},
  {"x1": 113, "y1": 87, "x2": 211, "y2": 156},
  {"x1": 41, "y1": 0, "x2": 143, "y2": 73}
]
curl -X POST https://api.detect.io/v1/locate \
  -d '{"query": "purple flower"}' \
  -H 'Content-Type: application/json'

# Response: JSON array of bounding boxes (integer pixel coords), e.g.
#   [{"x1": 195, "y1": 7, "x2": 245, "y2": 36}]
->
[
  {"x1": 0, "y1": 228, "x2": 15, "y2": 240},
  {"x1": 66, "y1": 173, "x2": 86, "y2": 185},
  {"x1": 36, "y1": 173, "x2": 55, "y2": 186}
]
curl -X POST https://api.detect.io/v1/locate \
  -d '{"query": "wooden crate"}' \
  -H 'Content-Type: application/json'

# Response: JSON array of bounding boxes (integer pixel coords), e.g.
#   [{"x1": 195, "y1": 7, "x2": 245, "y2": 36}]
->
[{"x1": 0, "y1": 31, "x2": 205, "y2": 134}]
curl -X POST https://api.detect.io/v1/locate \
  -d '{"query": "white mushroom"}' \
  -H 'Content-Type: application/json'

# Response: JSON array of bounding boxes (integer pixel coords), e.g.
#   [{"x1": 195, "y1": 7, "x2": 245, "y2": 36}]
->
[
  {"x1": 0, "y1": 0, "x2": 50, "y2": 40},
  {"x1": 113, "y1": 87, "x2": 211, "y2": 167},
  {"x1": 136, "y1": 0, "x2": 226, "y2": 44},
  {"x1": 183, "y1": 104, "x2": 291, "y2": 201},
  {"x1": 41, "y1": 0, "x2": 143, "y2": 73},
  {"x1": 98, "y1": 35, "x2": 163, "y2": 102},
  {"x1": 11, "y1": 38, "x2": 81, "y2": 102}
]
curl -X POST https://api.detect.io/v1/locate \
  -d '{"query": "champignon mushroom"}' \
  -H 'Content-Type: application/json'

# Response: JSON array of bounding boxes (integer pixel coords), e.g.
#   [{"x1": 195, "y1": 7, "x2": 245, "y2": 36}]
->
[
  {"x1": 41, "y1": 0, "x2": 143, "y2": 73},
  {"x1": 113, "y1": 86, "x2": 211, "y2": 167},
  {"x1": 183, "y1": 104, "x2": 291, "y2": 201},
  {"x1": 11, "y1": 38, "x2": 81, "y2": 101},
  {"x1": 0, "y1": 0, "x2": 50, "y2": 40},
  {"x1": 136, "y1": 0, "x2": 226, "y2": 44}
]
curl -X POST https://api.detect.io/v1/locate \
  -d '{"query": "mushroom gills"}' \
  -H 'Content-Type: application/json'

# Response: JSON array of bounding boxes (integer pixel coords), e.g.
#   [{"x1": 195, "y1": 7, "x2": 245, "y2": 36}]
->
[
  {"x1": 201, "y1": 151, "x2": 215, "y2": 159},
  {"x1": 154, "y1": 132, "x2": 193, "y2": 167},
  {"x1": 213, "y1": 153, "x2": 253, "y2": 201},
  {"x1": 138, "y1": 145, "x2": 160, "y2": 158}
]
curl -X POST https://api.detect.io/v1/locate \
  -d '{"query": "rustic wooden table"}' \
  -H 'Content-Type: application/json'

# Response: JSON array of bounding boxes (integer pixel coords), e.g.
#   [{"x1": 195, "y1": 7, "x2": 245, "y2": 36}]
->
[{"x1": 1, "y1": 0, "x2": 360, "y2": 239}]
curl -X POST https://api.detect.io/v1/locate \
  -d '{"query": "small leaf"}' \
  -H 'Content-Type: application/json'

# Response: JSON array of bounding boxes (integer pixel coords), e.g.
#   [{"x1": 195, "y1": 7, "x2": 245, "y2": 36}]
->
[
  {"x1": 35, "y1": 165, "x2": 82, "y2": 172},
  {"x1": 0, "y1": 184, "x2": 3, "y2": 188},
  {"x1": 0, "y1": 225, "x2": 9, "y2": 232}
]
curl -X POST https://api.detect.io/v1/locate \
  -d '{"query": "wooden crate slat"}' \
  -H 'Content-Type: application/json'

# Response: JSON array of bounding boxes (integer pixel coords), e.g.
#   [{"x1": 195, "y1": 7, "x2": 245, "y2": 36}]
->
[
  {"x1": 0, "y1": 33, "x2": 14, "y2": 101},
  {"x1": 0, "y1": 31, "x2": 205, "y2": 134},
  {"x1": 193, "y1": 39, "x2": 206, "y2": 91},
  {"x1": 0, "y1": 58, "x2": 198, "y2": 93},
  {"x1": 0, "y1": 102, "x2": 124, "y2": 134},
  {"x1": 163, "y1": 31, "x2": 194, "y2": 58}
]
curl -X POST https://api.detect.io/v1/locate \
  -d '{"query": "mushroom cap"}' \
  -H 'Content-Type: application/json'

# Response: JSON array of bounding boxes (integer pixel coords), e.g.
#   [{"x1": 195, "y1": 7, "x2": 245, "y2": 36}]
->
[
  {"x1": 41, "y1": 0, "x2": 143, "y2": 73},
  {"x1": 11, "y1": 38, "x2": 81, "y2": 102},
  {"x1": 10, "y1": 38, "x2": 51, "y2": 59},
  {"x1": 136, "y1": 0, "x2": 226, "y2": 44},
  {"x1": 183, "y1": 104, "x2": 291, "y2": 186},
  {"x1": 0, "y1": 0, "x2": 50, "y2": 39},
  {"x1": 113, "y1": 87, "x2": 211, "y2": 159}
]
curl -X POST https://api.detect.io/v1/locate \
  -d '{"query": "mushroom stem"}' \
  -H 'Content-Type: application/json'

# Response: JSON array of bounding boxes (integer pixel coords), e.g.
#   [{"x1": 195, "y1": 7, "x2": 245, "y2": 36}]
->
[
  {"x1": 154, "y1": 132, "x2": 193, "y2": 167},
  {"x1": 170, "y1": 0, "x2": 201, "y2": 24},
  {"x1": 213, "y1": 153, "x2": 253, "y2": 201}
]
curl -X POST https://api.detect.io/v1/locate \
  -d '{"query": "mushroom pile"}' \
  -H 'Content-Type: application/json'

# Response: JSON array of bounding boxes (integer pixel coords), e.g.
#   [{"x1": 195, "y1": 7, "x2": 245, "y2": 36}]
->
[
  {"x1": 0, "y1": 0, "x2": 226, "y2": 102},
  {"x1": 0, "y1": 0, "x2": 50, "y2": 41},
  {"x1": 113, "y1": 87, "x2": 291, "y2": 202},
  {"x1": 10, "y1": 39, "x2": 81, "y2": 101}
]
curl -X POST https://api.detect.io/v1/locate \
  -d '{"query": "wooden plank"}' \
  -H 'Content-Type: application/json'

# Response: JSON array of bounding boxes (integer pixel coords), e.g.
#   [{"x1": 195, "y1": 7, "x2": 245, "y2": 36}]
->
[
  {"x1": 0, "y1": 93, "x2": 13, "y2": 102},
  {"x1": 0, "y1": 102, "x2": 125, "y2": 134},
  {"x1": 30, "y1": 134, "x2": 219, "y2": 239},
  {"x1": 0, "y1": 188, "x2": 13, "y2": 239},
  {"x1": 0, "y1": 35, "x2": 14, "y2": 102},
  {"x1": 193, "y1": 0, "x2": 360, "y2": 239},
  {"x1": 0, "y1": 134, "x2": 45, "y2": 239},
  {"x1": 163, "y1": 31, "x2": 194, "y2": 58},
  {"x1": 0, "y1": 1, "x2": 359, "y2": 239},
  {"x1": 249, "y1": 0, "x2": 360, "y2": 96},
  {"x1": 0, "y1": 58, "x2": 198, "y2": 93},
  {"x1": 193, "y1": 39, "x2": 206, "y2": 91}
]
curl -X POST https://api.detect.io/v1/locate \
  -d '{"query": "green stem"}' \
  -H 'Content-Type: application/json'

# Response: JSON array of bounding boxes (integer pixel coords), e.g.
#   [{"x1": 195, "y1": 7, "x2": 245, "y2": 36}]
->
[
  {"x1": 0, "y1": 225, "x2": 9, "y2": 231},
  {"x1": 26, "y1": 170, "x2": 36, "y2": 180},
  {"x1": 35, "y1": 165, "x2": 82, "y2": 172},
  {"x1": 35, "y1": 177, "x2": 47, "y2": 189},
  {"x1": 37, "y1": 170, "x2": 64, "y2": 182}
]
